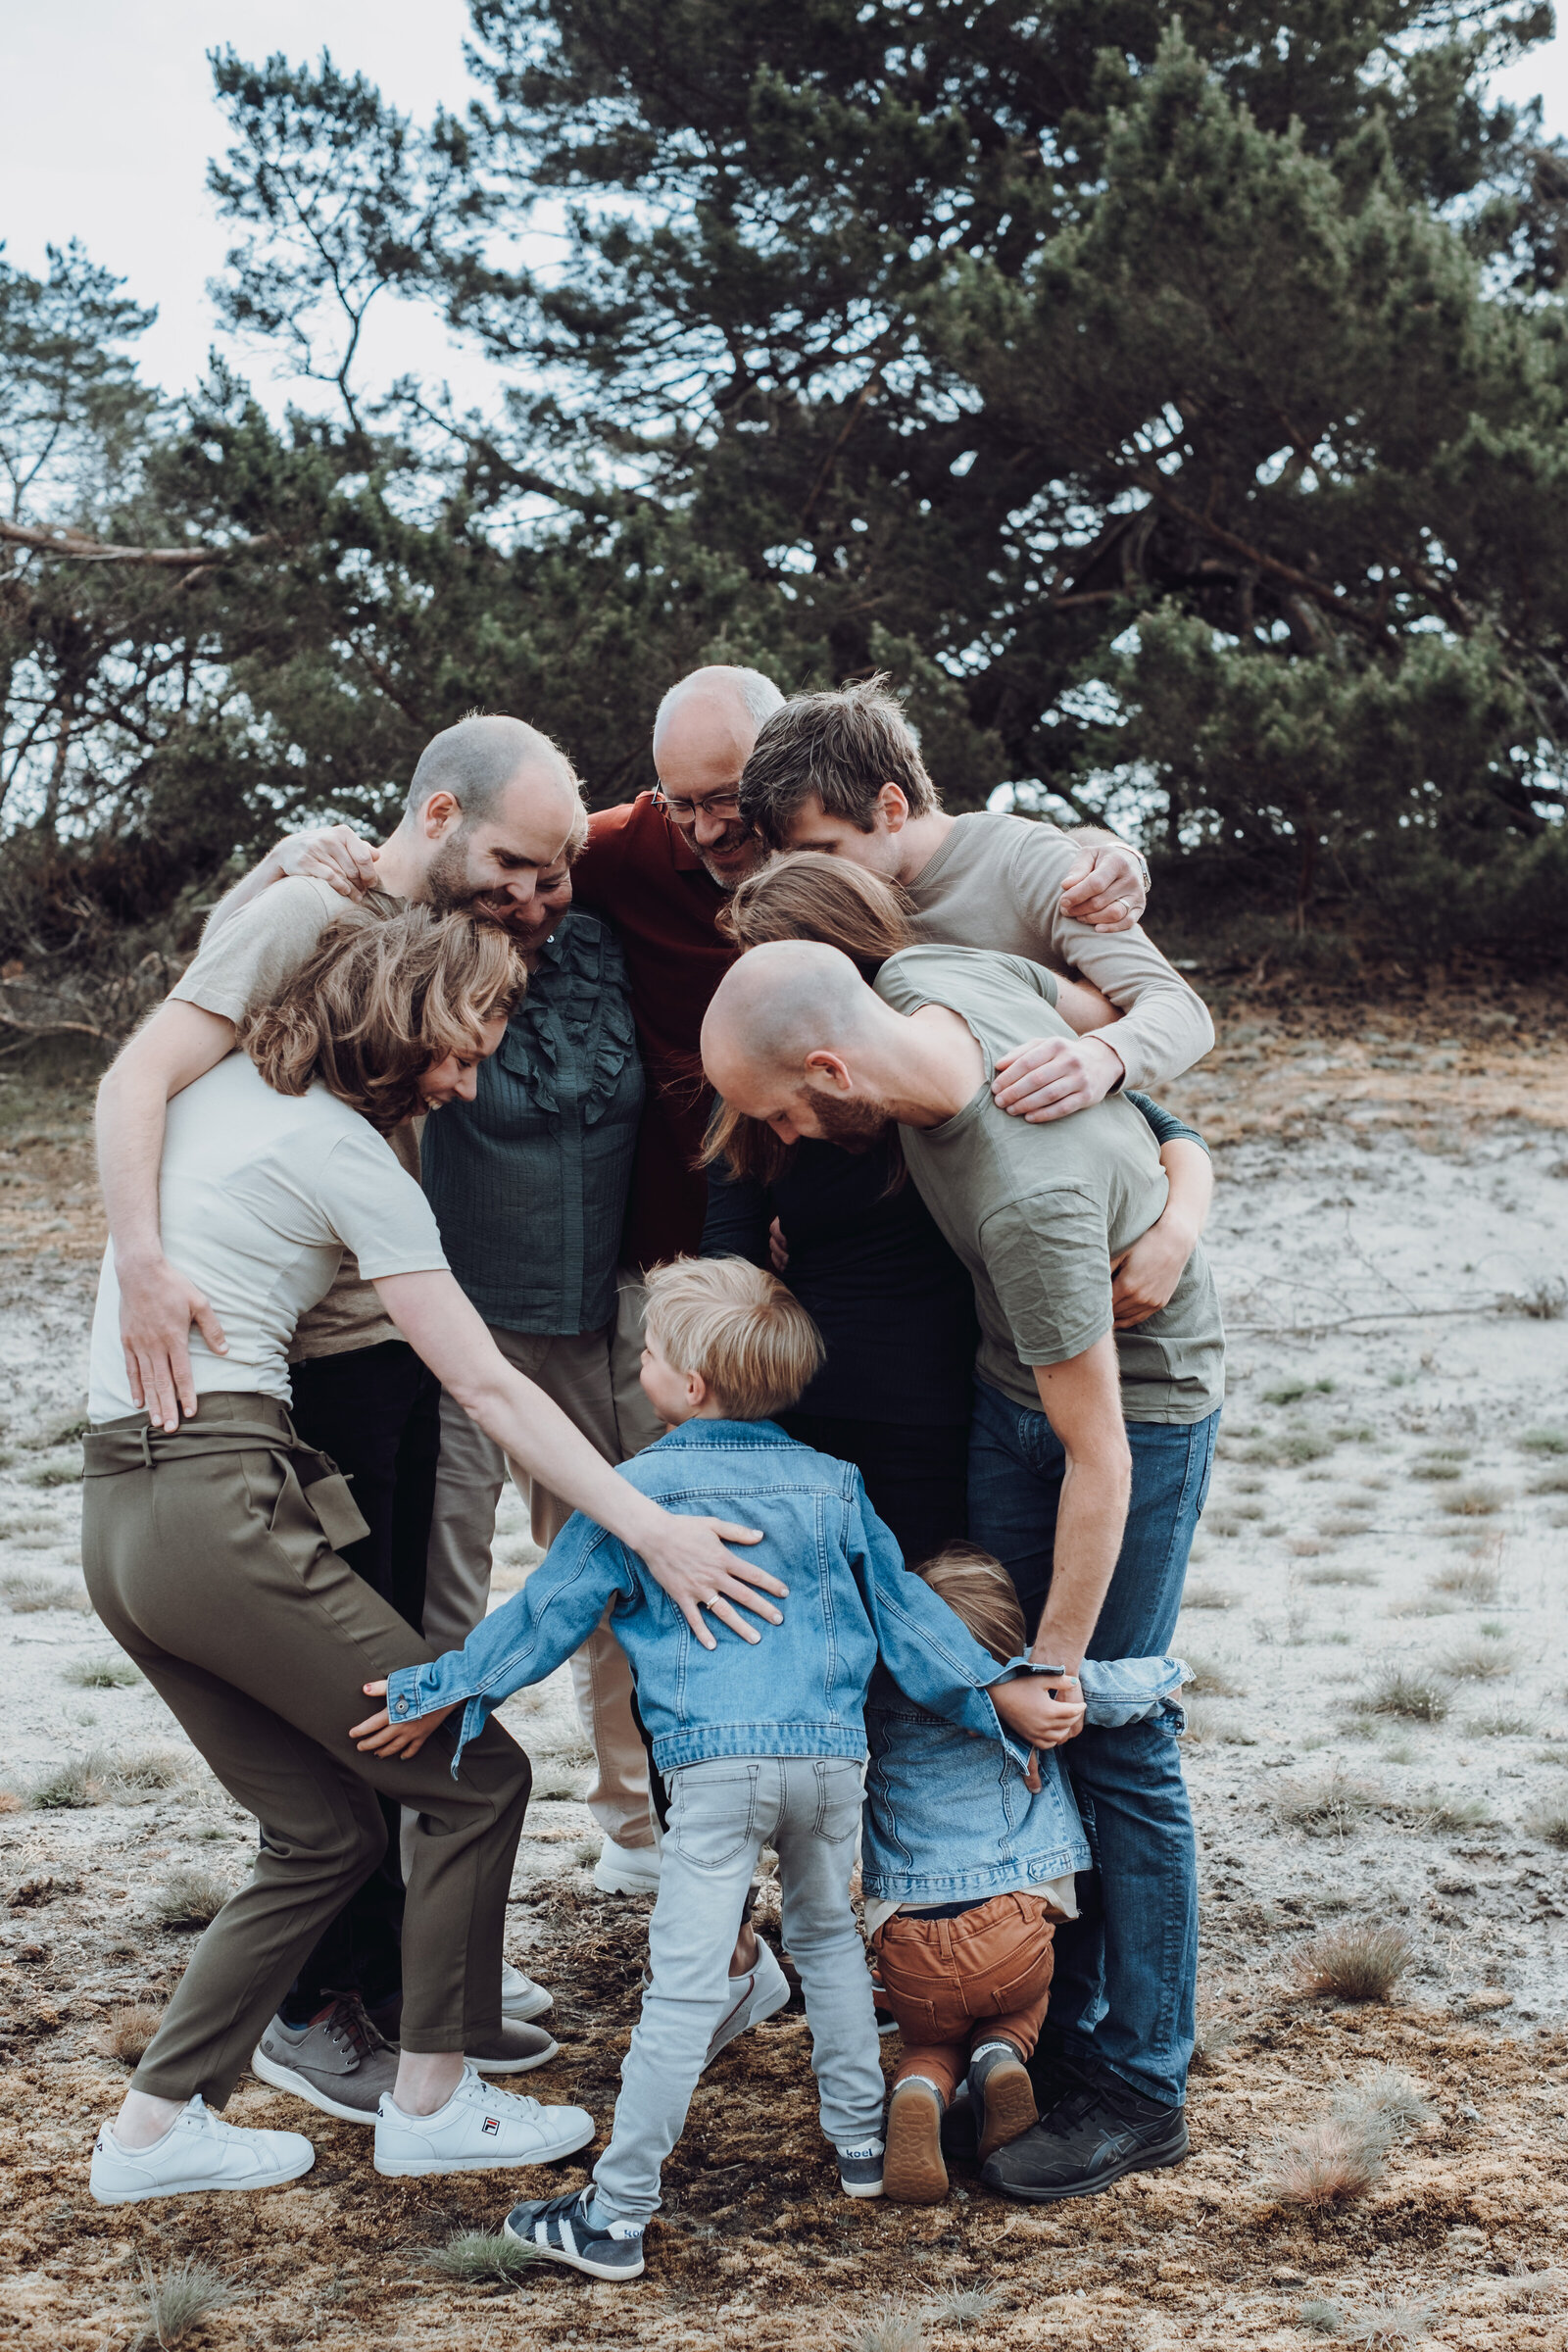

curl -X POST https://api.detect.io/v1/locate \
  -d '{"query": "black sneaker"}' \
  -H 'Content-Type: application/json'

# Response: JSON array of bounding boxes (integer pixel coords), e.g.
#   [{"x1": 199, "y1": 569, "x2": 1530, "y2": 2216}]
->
[
  {"x1": 980, "y1": 2073, "x2": 1188, "y2": 2202},
  {"x1": 502, "y1": 2186, "x2": 645, "y2": 2280}
]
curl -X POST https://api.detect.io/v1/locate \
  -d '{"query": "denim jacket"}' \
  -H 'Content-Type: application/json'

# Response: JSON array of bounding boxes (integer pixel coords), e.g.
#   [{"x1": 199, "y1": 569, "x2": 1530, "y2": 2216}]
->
[
  {"x1": 862, "y1": 1654, "x2": 1188, "y2": 1908},
  {"x1": 385, "y1": 1420, "x2": 1032, "y2": 1778}
]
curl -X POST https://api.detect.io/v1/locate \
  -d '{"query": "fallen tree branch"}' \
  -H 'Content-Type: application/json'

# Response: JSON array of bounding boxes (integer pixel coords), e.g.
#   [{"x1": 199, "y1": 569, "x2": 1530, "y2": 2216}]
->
[
  {"x1": 0, "y1": 519, "x2": 276, "y2": 568},
  {"x1": 0, "y1": 1008, "x2": 115, "y2": 1044}
]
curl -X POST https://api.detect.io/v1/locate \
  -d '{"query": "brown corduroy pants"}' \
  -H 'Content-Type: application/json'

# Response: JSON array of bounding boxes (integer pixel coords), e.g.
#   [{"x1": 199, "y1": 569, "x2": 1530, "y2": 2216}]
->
[
  {"x1": 81, "y1": 1393, "x2": 531, "y2": 2108},
  {"x1": 871, "y1": 1890, "x2": 1057, "y2": 2104}
]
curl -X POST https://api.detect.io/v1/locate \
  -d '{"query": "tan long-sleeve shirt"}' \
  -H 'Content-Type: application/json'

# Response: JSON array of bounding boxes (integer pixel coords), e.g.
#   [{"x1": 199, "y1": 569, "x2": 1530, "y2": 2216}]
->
[{"x1": 904, "y1": 813, "x2": 1213, "y2": 1092}]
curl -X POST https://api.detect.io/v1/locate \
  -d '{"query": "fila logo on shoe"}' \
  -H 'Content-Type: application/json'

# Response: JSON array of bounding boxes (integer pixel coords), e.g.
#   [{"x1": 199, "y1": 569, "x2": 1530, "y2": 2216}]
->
[{"x1": 482, "y1": 2117, "x2": 501, "y2": 2136}]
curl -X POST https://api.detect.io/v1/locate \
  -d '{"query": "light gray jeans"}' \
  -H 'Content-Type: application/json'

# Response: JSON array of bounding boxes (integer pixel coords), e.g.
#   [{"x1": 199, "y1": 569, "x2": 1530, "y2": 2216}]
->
[{"x1": 590, "y1": 1756, "x2": 886, "y2": 2226}]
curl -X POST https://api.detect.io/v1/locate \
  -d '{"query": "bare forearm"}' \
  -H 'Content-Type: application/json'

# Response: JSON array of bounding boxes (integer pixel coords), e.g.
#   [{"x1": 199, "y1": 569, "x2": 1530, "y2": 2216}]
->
[
  {"x1": 95, "y1": 1062, "x2": 171, "y2": 1264},
  {"x1": 1031, "y1": 1451, "x2": 1130, "y2": 1668},
  {"x1": 456, "y1": 1363, "x2": 668, "y2": 1555},
  {"x1": 1157, "y1": 1138, "x2": 1213, "y2": 1249}
]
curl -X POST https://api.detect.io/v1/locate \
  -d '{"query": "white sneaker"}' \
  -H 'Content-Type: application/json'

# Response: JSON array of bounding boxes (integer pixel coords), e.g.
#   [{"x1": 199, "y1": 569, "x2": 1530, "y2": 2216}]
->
[
  {"x1": 89, "y1": 2096, "x2": 315, "y2": 2205},
  {"x1": 500, "y1": 1961, "x2": 554, "y2": 2024},
  {"x1": 705, "y1": 1940, "x2": 792, "y2": 2067},
  {"x1": 372, "y1": 2065, "x2": 595, "y2": 2177},
  {"x1": 592, "y1": 1836, "x2": 662, "y2": 1896}
]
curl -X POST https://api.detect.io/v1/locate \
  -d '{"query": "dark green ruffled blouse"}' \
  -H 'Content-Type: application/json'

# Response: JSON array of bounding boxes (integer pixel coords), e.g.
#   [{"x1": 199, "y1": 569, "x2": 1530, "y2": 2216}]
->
[{"x1": 420, "y1": 909, "x2": 644, "y2": 1336}]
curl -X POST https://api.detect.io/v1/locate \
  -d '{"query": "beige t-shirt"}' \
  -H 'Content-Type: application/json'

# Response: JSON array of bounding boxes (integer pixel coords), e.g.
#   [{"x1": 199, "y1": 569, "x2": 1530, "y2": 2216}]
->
[
  {"x1": 172, "y1": 878, "x2": 414, "y2": 1361},
  {"x1": 876, "y1": 946, "x2": 1225, "y2": 1423},
  {"x1": 89, "y1": 1056, "x2": 447, "y2": 1419},
  {"x1": 904, "y1": 812, "x2": 1213, "y2": 1094}
]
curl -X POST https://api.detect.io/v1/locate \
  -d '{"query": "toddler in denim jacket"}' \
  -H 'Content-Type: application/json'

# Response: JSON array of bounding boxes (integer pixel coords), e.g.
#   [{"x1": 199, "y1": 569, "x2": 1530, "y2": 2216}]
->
[
  {"x1": 863, "y1": 1543, "x2": 1186, "y2": 2204},
  {"x1": 357, "y1": 1256, "x2": 1073, "y2": 2281}
]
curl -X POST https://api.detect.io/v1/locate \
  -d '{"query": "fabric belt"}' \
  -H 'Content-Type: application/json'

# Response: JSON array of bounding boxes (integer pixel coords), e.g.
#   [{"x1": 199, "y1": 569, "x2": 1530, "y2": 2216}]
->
[{"x1": 82, "y1": 1401, "x2": 370, "y2": 1553}]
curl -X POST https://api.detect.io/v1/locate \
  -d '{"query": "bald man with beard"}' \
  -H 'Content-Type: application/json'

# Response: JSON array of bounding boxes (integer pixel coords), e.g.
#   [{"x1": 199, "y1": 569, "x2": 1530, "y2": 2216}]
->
[{"x1": 702, "y1": 938, "x2": 1224, "y2": 2207}]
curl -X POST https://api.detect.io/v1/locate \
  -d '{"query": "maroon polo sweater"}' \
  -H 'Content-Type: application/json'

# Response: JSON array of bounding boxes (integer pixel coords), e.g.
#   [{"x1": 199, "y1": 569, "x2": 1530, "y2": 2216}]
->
[{"x1": 572, "y1": 793, "x2": 737, "y2": 1271}]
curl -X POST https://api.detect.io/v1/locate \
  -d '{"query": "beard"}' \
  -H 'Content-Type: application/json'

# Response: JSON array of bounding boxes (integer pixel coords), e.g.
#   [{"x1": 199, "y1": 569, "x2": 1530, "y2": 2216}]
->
[
  {"x1": 807, "y1": 1088, "x2": 896, "y2": 1153},
  {"x1": 695, "y1": 824, "x2": 767, "y2": 889},
  {"x1": 423, "y1": 833, "x2": 531, "y2": 935}
]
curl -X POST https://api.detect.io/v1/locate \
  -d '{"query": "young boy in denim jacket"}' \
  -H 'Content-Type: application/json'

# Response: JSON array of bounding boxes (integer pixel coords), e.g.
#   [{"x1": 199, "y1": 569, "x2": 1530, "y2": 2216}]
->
[
  {"x1": 863, "y1": 1543, "x2": 1187, "y2": 2206},
  {"x1": 353, "y1": 1256, "x2": 1075, "y2": 2281}
]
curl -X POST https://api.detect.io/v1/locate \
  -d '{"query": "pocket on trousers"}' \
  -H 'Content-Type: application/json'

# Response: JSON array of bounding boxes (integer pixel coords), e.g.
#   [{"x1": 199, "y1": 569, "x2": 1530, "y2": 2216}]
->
[
  {"x1": 808, "y1": 1759, "x2": 862, "y2": 1845},
  {"x1": 666, "y1": 1766, "x2": 759, "y2": 1870}
]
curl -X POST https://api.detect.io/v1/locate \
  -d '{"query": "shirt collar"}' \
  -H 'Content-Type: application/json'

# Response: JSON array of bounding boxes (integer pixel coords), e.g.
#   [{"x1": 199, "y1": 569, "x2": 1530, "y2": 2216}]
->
[{"x1": 652, "y1": 1418, "x2": 791, "y2": 1447}]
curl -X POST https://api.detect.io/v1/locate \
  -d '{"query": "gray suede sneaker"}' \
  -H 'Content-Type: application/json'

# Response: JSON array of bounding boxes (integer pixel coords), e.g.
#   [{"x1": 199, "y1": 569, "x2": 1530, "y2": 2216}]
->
[{"x1": 252, "y1": 1996, "x2": 399, "y2": 2124}]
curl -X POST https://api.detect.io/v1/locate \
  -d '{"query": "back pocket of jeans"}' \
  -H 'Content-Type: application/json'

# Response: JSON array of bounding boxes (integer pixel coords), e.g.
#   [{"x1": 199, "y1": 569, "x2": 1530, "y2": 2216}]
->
[{"x1": 666, "y1": 1765, "x2": 759, "y2": 1869}]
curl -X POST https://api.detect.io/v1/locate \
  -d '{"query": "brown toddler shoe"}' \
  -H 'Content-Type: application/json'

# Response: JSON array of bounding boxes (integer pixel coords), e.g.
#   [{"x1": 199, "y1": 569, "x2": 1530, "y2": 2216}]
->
[
  {"x1": 969, "y1": 2041, "x2": 1038, "y2": 2163},
  {"x1": 884, "y1": 2078, "x2": 949, "y2": 2204}
]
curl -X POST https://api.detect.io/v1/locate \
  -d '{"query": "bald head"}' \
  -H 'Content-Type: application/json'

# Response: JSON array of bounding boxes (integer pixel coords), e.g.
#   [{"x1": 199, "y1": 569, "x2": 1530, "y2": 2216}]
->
[
  {"x1": 704, "y1": 942, "x2": 879, "y2": 1094},
  {"x1": 652, "y1": 666, "x2": 784, "y2": 887},
  {"x1": 653, "y1": 665, "x2": 783, "y2": 763},
  {"x1": 407, "y1": 713, "x2": 577, "y2": 826}
]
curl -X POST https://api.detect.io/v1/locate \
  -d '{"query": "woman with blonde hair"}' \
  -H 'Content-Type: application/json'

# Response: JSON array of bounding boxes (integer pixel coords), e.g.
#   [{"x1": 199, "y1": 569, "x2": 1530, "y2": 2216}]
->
[{"x1": 82, "y1": 906, "x2": 780, "y2": 2208}]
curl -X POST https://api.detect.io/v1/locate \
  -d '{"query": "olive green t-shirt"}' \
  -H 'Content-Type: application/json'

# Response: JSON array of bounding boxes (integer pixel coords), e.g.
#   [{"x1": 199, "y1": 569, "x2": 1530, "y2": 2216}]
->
[{"x1": 874, "y1": 946, "x2": 1225, "y2": 1423}]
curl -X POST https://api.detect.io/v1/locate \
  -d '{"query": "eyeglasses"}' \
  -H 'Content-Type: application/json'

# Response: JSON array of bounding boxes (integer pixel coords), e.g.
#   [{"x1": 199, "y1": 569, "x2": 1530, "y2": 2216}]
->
[{"x1": 654, "y1": 784, "x2": 746, "y2": 827}]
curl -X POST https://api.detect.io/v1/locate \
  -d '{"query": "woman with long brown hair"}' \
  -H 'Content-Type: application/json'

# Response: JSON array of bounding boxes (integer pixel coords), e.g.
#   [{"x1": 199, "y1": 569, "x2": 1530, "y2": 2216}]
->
[
  {"x1": 82, "y1": 906, "x2": 781, "y2": 2209},
  {"x1": 703, "y1": 858, "x2": 1209, "y2": 1567}
]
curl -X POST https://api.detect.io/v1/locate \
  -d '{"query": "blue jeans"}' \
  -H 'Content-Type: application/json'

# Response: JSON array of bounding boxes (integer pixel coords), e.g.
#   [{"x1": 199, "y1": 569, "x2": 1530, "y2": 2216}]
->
[{"x1": 967, "y1": 1379, "x2": 1219, "y2": 2109}]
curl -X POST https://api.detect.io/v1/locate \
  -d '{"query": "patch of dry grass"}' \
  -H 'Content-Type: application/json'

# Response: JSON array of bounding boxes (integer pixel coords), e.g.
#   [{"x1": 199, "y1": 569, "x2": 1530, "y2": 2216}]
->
[
  {"x1": 1441, "y1": 1483, "x2": 1507, "y2": 1517},
  {"x1": 1299, "y1": 1562, "x2": 1379, "y2": 1587},
  {"x1": 132, "y1": 2256, "x2": 232, "y2": 2350},
  {"x1": 1179, "y1": 1581, "x2": 1236, "y2": 1609},
  {"x1": 1184, "y1": 1655, "x2": 1249, "y2": 1697},
  {"x1": 421, "y1": 2231, "x2": 542, "y2": 2283},
  {"x1": 1429, "y1": 1560, "x2": 1502, "y2": 1601},
  {"x1": 1351, "y1": 1667, "x2": 1449, "y2": 1723},
  {"x1": 29, "y1": 1745, "x2": 189, "y2": 1810},
  {"x1": 1295, "y1": 1922, "x2": 1414, "y2": 2002},
  {"x1": 153, "y1": 1868, "x2": 233, "y2": 1929},
  {"x1": 1276, "y1": 1768, "x2": 1383, "y2": 1838},
  {"x1": 1525, "y1": 1801, "x2": 1568, "y2": 1850},
  {"x1": 101, "y1": 2002, "x2": 165, "y2": 2064}
]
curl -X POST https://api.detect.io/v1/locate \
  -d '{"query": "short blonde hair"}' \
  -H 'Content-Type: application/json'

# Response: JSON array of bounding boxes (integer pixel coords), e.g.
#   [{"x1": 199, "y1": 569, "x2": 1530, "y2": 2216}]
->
[
  {"x1": 643, "y1": 1255, "x2": 825, "y2": 1421},
  {"x1": 918, "y1": 1543, "x2": 1026, "y2": 1665}
]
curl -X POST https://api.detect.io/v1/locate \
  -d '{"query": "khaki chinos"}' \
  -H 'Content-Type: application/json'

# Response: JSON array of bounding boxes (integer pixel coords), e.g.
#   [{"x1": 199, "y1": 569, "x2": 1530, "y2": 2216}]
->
[
  {"x1": 423, "y1": 1318, "x2": 657, "y2": 1853},
  {"x1": 81, "y1": 1394, "x2": 531, "y2": 2109}
]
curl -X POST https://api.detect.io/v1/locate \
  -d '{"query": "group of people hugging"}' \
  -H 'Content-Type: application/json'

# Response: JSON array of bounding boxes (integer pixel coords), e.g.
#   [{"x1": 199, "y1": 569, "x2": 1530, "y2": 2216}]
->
[{"x1": 80, "y1": 668, "x2": 1224, "y2": 2283}]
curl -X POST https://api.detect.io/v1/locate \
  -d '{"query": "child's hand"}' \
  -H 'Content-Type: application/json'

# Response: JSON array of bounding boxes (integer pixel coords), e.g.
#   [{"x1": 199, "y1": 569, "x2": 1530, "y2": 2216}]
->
[
  {"x1": 350, "y1": 1680, "x2": 457, "y2": 1759},
  {"x1": 991, "y1": 1672, "x2": 1085, "y2": 1750}
]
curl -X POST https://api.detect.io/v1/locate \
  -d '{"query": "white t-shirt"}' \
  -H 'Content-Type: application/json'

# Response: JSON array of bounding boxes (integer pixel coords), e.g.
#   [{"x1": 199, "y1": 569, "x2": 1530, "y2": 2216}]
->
[{"x1": 88, "y1": 1054, "x2": 449, "y2": 1422}]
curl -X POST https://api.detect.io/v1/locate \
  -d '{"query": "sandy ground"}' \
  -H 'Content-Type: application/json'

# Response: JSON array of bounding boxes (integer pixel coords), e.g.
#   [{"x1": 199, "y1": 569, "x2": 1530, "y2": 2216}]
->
[{"x1": 0, "y1": 998, "x2": 1565, "y2": 2350}]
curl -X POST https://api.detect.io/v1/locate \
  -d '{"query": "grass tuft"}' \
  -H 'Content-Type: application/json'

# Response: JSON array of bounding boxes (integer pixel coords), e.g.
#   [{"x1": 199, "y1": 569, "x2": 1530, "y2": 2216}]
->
[
  {"x1": 1264, "y1": 1378, "x2": 1336, "y2": 1404},
  {"x1": 1525, "y1": 1802, "x2": 1568, "y2": 1851},
  {"x1": 62, "y1": 1654, "x2": 141, "y2": 1689},
  {"x1": 1466, "y1": 1707, "x2": 1536, "y2": 1738},
  {"x1": 920, "y1": 2286, "x2": 1000, "y2": 2330},
  {"x1": 1409, "y1": 1459, "x2": 1463, "y2": 1482},
  {"x1": 1518, "y1": 1425, "x2": 1568, "y2": 1455},
  {"x1": 1, "y1": 1570, "x2": 89, "y2": 1614},
  {"x1": 1332, "y1": 2066, "x2": 1434, "y2": 2136},
  {"x1": 422, "y1": 2230, "x2": 543, "y2": 2283},
  {"x1": 1295, "y1": 1923, "x2": 1413, "y2": 2003},
  {"x1": 1179, "y1": 1581, "x2": 1235, "y2": 1610},
  {"x1": 29, "y1": 1745, "x2": 188, "y2": 1810},
  {"x1": 102, "y1": 2002, "x2": 165, "y2": 2064},
  {"x1": 848, "y1": 2312, "x2": 928, "y2": 2352},
  {"x1": 1184, "y1": 1656, "x2": 1249, "y2": 1697},
  {"x1": 153, "y1": 1868, "x2": 233, "y2": 1930},
  {"x1": 1266, "y1": 2115, "x2": 1387, "y2": 2206},
  {"x1": 1396, "y1": 1789, "x2": 1494, "y2": 1834},
  {"x1": 17, "y1": 1448, "x2": 82, "y2": 1489},
  {"x1": 134, "y1": 2257, "x2": 233, "y2": 2349},
  {"x1": 1449, "y1": 1642, "x2": 1518, "y2": 1681},
  {"x1": 1441, "y1": 1484, "x2": 1506, "y2": 1517},
  {"x1": 1298, "y1": 2302, "x2": 1346, "y2": 2337},
  {"x1": 1299, "y1": 1563, "x2": 1379, "y2": 1587},
  {"x1": 1276, "y1": 1769, "x2": 1381, "y2": 1838},
  {"x1": 1352, "y1": 1668, "x2": 1449, "y2": 1723},
  {"x1": 1429, "y1": 1561, "x2": 1501, "y2": 1602}
]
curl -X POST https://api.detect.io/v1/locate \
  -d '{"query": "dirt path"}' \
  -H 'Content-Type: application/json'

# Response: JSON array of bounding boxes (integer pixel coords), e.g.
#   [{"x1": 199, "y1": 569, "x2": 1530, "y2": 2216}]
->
[{"x1": 0, "y1": 1007, "x2": 1565, "y2": 2349}]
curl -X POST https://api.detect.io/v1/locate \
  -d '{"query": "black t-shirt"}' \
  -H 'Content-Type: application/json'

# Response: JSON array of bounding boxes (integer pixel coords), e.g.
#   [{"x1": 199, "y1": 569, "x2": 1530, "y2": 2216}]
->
[{"x1": 701, "y1": 1138, "x2": 979, "y2": 1429}]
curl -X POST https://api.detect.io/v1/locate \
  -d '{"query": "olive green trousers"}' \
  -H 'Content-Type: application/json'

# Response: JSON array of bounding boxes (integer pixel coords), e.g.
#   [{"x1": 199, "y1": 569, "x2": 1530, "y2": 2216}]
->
[{"x1": 82, "y1": 1392, "x2": 531, "y2": 2107}]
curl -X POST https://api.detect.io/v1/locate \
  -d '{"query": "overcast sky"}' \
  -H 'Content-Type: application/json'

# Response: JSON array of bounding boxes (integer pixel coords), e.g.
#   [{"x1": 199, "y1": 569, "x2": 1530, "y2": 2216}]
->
[{"x1": 5, "y1": 2, "x2": 1568, "y2": 415}]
